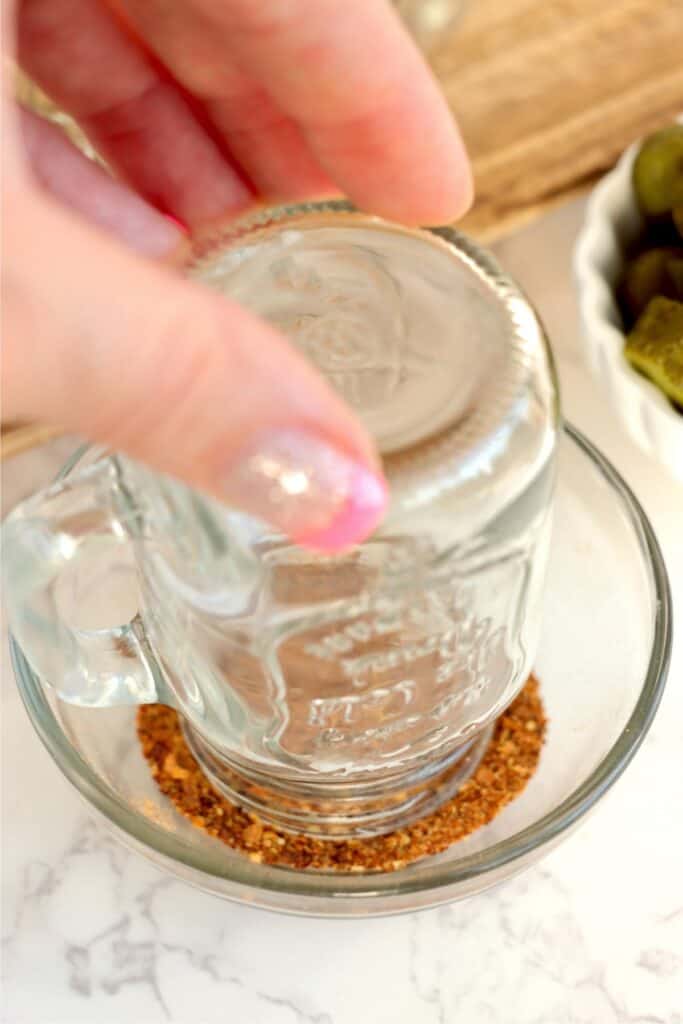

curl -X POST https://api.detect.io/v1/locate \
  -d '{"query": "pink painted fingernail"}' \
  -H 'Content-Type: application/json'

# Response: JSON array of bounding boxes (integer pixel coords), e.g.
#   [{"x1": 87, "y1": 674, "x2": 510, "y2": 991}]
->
[{"x1": 222, "y1": 430, "x2": 388, "y2": 551}]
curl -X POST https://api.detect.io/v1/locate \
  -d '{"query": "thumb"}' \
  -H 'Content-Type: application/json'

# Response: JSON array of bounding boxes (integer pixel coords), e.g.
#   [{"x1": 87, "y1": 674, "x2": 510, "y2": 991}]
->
[{"x1": 3, "y1": 191, "x2": 388, "y2": 551}]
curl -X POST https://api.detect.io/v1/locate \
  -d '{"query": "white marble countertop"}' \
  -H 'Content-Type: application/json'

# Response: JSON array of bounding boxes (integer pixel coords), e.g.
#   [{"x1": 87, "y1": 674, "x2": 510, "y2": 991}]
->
[{"x1": 2, "y1": 197, "x2": 682, "y2": 1024}]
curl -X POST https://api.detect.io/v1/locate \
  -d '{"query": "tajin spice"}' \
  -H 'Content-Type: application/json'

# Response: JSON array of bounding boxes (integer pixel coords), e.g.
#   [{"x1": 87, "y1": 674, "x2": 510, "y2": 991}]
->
[{"x1": 137, "y1": 675, "x2": 546, "y2": 873}]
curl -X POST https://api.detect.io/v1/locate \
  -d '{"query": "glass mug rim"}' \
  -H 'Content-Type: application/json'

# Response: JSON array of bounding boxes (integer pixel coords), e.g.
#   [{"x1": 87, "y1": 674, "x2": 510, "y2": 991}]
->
[{"x1": 8, "y1": 425, "x2": 672, "y2": 909}]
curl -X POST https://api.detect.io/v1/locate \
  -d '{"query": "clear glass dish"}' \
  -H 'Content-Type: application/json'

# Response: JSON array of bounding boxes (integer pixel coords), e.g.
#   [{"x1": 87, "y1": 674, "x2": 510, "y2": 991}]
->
[{"x1": 9, "y1": 425, "x2": 671, "y2": 917}]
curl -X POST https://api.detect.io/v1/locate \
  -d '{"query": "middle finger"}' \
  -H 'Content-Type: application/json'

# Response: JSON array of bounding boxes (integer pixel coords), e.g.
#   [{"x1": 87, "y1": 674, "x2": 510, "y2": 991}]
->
[{"x1": 113, "y1": 0, "x2": 338, "y2": 202}]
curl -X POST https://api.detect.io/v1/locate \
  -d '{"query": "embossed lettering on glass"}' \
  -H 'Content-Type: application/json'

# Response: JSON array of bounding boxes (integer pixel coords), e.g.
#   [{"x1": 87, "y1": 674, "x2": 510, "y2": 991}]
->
[{"x1": 3, "y1": 202, "x2": 559, "y2": 838}]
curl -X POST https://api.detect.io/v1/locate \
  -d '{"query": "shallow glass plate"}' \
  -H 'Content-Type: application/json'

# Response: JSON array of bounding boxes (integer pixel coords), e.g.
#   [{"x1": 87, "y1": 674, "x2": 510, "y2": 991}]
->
[{"x1": 9, "y1": 426, "x2": 671, "y2": 917}]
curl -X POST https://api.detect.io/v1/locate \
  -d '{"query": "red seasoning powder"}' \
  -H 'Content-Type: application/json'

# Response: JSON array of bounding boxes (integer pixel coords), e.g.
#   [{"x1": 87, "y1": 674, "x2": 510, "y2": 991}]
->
[{"x1": 137, "y1": 675, "x2": 546, "y2": 873}]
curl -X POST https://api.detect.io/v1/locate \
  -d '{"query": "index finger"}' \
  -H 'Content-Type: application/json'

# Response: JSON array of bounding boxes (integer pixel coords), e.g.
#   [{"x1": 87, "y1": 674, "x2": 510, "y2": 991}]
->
[{"x1": 122, "y1": 0, "x2": 473, "y2": 225}]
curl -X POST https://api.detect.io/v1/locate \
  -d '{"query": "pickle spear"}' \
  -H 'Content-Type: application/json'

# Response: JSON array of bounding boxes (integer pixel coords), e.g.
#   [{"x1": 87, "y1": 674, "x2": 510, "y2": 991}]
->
[
  {"x1": 625, "y1": 296, "x2": 683, "y2": 405},
  {"x1": 619, "y1": 247, "x2": 683, "y2": 323}
]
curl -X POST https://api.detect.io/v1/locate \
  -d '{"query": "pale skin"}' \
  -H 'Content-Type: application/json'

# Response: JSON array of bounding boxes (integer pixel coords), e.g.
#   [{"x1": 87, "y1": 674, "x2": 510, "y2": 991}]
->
[{"x1": 3, "y1": 0, "x2": 472, "y2": 549}]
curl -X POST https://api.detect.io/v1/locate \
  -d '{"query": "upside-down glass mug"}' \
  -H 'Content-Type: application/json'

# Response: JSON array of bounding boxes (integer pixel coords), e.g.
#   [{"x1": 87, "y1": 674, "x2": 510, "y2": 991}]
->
[{"x1": 3, "y1": 202, "x2": 559, "y2": 837}]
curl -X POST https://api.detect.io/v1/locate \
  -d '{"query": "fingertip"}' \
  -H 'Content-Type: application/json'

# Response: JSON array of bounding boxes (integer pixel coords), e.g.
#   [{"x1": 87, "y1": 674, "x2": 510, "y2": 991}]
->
[
  {"x1": 358, "y1": 161, "x2": 473, "y2": 229},
  {"x1": 422, "y1": 159, "x2": 474, "y2": 226},
  {"x1": 442, "y1": 136, "x2": 475, "y2": 222},
  {"x1": 295, "y1": 463, "x2": 389, "y2": 552},
  {"x1": 220, "y1": 429, "x2": 388, "y2": 553},
  {"x1": 389, "y1": 119, "x2": 474, "y2": 227}
]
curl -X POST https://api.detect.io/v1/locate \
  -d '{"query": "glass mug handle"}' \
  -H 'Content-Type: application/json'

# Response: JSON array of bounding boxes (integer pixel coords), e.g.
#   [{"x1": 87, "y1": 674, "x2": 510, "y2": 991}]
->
[{"x1": 2, "y1": 458, "x2": 170, "y2": 708}]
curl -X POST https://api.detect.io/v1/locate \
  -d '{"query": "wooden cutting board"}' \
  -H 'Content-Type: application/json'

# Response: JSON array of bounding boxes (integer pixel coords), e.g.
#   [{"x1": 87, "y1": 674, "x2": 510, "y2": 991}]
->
[
  {"x1": 3, "y1": 0, "x2": 682, "y2": 458},
  {"x1": 436, "y1": 0, "x2": 683, "y2": 241},
  {"x1": 0, "y1": 423, "x2": 66, "y2": 461}
]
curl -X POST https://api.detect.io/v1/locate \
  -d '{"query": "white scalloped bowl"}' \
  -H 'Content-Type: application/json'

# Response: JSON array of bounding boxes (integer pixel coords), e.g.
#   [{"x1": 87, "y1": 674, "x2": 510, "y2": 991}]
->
[{"x1": 574, "y1": 119, "x2": 683, "y2": 482}]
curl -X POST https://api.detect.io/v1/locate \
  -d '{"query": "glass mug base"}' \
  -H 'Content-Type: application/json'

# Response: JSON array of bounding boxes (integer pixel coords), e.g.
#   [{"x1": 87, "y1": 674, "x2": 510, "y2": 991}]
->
[{"x1": 181, "y1": 718, "x2": 494, "y2": 839}]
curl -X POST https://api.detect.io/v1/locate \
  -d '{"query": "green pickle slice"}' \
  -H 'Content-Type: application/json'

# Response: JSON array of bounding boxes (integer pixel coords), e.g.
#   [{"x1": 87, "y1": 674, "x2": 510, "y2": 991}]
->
[
  {"x1": 625, "y1": 296, "x2": 683, "y2": 406},
  {"x1": 619, "y1": 247, "x2": 683, "y2": 322},
  {"x1": 633, "y1": 125, "x2": 683, "y2": 217}
]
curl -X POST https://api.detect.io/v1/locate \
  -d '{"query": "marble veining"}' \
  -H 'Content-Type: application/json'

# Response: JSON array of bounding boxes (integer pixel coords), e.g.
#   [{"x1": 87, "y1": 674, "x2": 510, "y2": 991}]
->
[{"x1": 2, "y1": 198, "x2": 682, "y2": 1024}]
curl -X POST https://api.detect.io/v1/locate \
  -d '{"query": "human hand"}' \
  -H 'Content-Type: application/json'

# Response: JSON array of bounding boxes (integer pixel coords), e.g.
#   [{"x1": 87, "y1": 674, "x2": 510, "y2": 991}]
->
[{"x1": 3, "y1": 0, "x2": 471, "y2": 549}]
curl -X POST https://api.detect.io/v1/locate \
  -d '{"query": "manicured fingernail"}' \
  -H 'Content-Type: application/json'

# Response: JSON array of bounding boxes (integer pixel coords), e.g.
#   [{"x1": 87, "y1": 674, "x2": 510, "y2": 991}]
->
[{"x1": 223, "y1": 430, "x2": 388, "y2": 551}]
